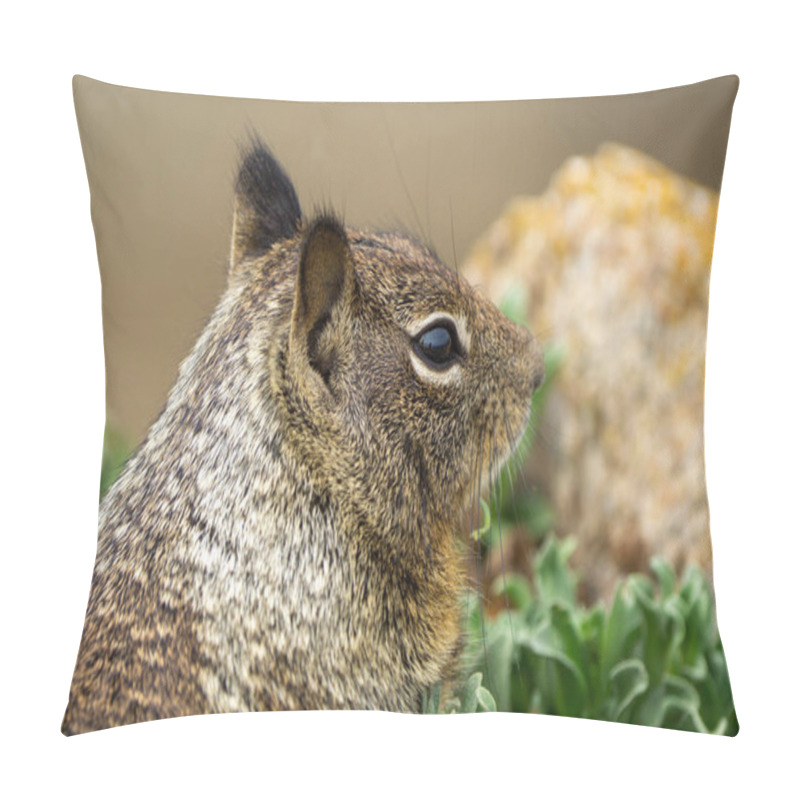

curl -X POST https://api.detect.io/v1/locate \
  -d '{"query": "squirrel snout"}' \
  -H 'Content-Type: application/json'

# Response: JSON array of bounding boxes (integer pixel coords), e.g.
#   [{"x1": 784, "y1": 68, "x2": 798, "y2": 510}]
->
[{"x1": 504, "y1": 324, "x2": 545, "y2": 399}]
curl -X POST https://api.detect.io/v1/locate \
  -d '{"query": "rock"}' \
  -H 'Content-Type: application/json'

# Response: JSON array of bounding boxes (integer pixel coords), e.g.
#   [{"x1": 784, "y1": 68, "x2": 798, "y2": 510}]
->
[{"x1": 463, "y1": 144, "x2": 719, "y2": 603}]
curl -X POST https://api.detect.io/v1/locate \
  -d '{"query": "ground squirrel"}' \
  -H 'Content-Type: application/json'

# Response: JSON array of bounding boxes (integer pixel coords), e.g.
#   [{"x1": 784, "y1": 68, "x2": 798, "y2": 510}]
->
[{"x1": 62, "y1": 142, "x2": 545, "y2": 734}]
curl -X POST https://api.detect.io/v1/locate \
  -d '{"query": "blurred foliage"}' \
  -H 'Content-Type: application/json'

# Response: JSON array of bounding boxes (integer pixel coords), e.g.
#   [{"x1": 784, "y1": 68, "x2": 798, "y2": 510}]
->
[
  {"x1": 460, "y1": 536, "x2": 737, "y2": 734},
  {"x1": 99, "y1": 425, "x2": 131, "y2": 499},
  {"x1": 421, "y1": 671, "x2": 497, "y2": 714}
]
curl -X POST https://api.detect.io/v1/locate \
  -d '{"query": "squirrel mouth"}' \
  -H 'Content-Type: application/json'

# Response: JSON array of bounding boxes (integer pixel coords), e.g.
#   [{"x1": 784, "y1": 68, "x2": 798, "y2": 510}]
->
[
  {"x1": 509, "y1": 404, "x2": 532, "y2": 456},
  {"x1": 470, "y1": 400, "x2": 532, "y2": 505}
]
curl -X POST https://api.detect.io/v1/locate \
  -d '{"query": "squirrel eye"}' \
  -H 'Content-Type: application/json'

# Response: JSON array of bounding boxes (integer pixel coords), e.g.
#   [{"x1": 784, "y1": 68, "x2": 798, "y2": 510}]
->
[{"x1": 414, "y1": 324, "x2": 459, "y2": 368}]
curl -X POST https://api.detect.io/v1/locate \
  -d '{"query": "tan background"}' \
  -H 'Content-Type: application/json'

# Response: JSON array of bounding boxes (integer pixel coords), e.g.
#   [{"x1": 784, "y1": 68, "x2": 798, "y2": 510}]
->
[{"x1": 73, "y1": 75, "x2": 738, "y2": 445}]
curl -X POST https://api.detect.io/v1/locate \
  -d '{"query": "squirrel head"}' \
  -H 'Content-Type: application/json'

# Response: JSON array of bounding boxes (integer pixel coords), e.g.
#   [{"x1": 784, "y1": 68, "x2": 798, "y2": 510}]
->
[{"x1": 229, "y1": 140, "x2": 545, "y2": 551}]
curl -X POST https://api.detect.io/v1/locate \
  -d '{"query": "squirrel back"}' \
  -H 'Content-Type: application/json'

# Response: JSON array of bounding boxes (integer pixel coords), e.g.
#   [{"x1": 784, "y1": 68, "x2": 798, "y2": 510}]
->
[{"x1": 62, "y1": 143, "x2": 545, "y2": 734}]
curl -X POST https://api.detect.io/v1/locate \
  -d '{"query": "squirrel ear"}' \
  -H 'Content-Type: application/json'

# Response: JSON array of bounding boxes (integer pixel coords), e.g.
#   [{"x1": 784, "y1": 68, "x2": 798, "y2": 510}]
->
[
  {"x1": 291, "y1": 214, "x2": 355, "y2": 382},
  {"x1": 230, "y1": 139, "x2": 301, "y2": 269}
]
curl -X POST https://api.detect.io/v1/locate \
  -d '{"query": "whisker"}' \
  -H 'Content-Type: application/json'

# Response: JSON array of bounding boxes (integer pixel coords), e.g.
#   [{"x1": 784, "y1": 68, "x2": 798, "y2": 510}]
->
[
  {"x1": 502, "y1": 457, "x2": 525, "y2": 529},
  {"x1": 531, "y1": 414, "x2": 559, "y2": 452},
  {"x1": 467, "y1": 440, "x2": 481, "y2": 589},
  {"x1": 449, "y1": 197, "x2": 459, "y2": 276},
  {"x1": 473, "y1": 421, "x2": 491, "y2": 692},
  {"x1": 502, "y1": 411, "x2": 536, "y2": 500},
  {"x1": 425, "y1": 117, "x2": 431, "y2": 245},
  {"x1": 381, "y1": 107, "x2": 425, "y2": 244},
  {"x1": 492, "y1": 421, "x2": 523, "y2": 695}
]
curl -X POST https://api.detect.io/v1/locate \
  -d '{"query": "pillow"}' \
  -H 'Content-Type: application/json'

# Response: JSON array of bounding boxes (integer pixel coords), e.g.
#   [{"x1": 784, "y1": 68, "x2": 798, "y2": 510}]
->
[{"x1": 64, "y1": 74, "x2": 738, "y2": 735}]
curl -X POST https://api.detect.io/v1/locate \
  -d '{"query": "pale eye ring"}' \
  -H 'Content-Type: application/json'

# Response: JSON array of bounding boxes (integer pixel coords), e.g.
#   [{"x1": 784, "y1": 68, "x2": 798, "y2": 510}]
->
[{"x1": 413, "y1": 321, "x2": 462, "y2": 370}]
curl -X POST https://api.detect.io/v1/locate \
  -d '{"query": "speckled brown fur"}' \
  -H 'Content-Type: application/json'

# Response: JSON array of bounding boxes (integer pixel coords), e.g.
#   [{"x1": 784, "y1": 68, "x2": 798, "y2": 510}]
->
[{"x1": 62, "y1": 143, "x2": 544, "y2": 734}]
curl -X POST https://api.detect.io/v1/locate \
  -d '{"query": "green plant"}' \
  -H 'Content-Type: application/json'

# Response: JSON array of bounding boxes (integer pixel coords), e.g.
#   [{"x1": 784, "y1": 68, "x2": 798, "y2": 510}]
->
[
  {"x1": 421, "y1": 671, "x2": 497, "y2": 714},
  {"x1": 464, "y1": 536, "x2": 738, "y2": 735},
  {"x1": 99, "y1": 425, "x2": 131, "y2": 499}
]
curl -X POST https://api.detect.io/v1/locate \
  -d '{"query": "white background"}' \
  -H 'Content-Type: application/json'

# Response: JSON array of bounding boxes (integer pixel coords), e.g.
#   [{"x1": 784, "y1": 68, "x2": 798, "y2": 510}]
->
[{"x1": 1, "y1": 1, "x2": 797, "y2": 797}]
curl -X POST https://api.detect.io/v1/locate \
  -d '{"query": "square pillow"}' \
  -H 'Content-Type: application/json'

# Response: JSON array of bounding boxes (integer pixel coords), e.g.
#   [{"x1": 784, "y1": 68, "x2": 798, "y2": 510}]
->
[{"x1": 64, "y1": 74, "x2": 738, "y2": 735}]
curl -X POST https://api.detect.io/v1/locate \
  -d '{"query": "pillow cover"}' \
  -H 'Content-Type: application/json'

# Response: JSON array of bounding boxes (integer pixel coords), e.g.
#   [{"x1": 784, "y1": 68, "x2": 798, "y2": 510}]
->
[{"x1": 64, "y1": 74, "x2": 738, "y2": 735}]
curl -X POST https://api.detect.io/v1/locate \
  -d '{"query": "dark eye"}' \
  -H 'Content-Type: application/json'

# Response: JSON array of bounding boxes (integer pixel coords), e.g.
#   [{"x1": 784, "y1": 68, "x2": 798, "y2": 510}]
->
[{"x1": 414, "y1": 324, "x2": 460, "y2": 368}]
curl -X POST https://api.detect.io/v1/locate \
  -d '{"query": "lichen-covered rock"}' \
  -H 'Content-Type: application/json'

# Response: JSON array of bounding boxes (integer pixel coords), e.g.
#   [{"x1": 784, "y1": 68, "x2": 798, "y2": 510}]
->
[{"x1": 463, "y1": 144, "x2": 719, "y2": 603}]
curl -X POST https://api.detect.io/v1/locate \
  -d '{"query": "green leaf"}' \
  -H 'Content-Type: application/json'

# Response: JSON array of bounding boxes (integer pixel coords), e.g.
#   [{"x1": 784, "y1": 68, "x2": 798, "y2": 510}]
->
[
  {"x1": 476, "y1": 686, "x2": 497, "y2": 712},
  {"x1": 430, "y1": 683, "x2": 441, "y2": 714},
  {"x1": 460, "y1": 672, "x2": 483, "y2": 714},
  {"x1": 100, "y1": 424, "x2": 132, "y2": 499},
  {"x1": 491, "y1": 573, "x2": 533, "y2": 610},
  {"x1": 421, "y1": 682, "x2": 442, "y2": 714},
  {"x1": 634, "y1": 675, "x2": 702, "y2": 731},
  {"x1": 601, "y1": 582, "x2": 641, "y2": 689},
  {"x1": 680, "y1": 567, "x2": 715, "y2": 667},
  {"x1": 681, "y1": 654, "x2": 708, "y2": 683},
  {"x1": 498, "y1": 491, "x2": 555, "y2": 541},
  {"x1": 660, "y1": 676, "x2": 705, "y2": 733},
  {"x1": 525, "y1": 617, "x2": 588, "y2": 718},
  {"x1": 535, "y1": 537, "x2": 577, "y2": 608},
  {"x1": 550, "y1": 605, "x2": 591, "y2": 689},
  {"x1": 629, "y1": 575, "x2": 673, "y2": 684},
  {"x1": 478, "y1": 614, "x2": 516, "y2": 711},
  {"x1": 650, "y1": 557, "x2": 676, "y2": 599},
  {"x1": 608, "y1": 659, "x2": 649, "y2": 720}
]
